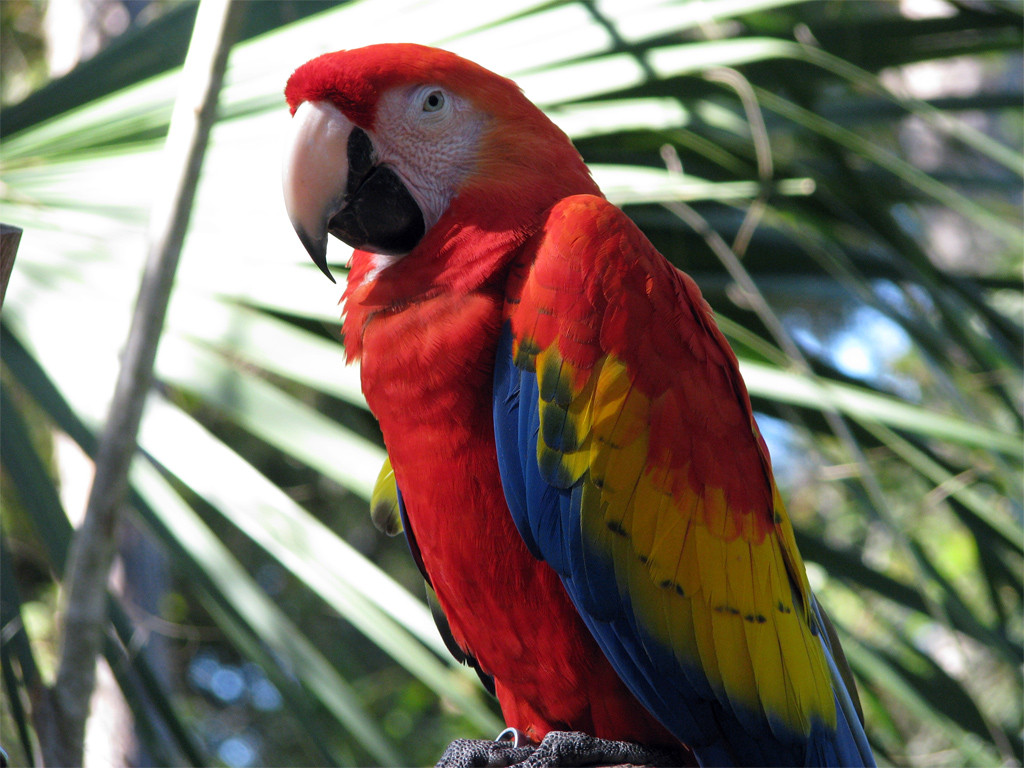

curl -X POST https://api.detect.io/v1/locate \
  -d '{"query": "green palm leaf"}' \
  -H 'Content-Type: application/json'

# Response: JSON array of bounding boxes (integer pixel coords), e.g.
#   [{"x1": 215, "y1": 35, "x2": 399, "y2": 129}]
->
[{"x1": 2, "y1": 1, "x2": 1019, "y2": 765}]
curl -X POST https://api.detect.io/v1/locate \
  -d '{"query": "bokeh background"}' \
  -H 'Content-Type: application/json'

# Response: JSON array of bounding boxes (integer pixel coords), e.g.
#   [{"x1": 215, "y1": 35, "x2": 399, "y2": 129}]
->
[{"x1": 1, "y1": 1, "x2": 1021, "y2": 766}]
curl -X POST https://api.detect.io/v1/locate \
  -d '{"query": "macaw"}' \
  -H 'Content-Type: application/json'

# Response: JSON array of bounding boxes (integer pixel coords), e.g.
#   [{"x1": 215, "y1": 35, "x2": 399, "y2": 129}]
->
[{"x1": 282, "y1": 43, "x2": 874, "y2": 767}]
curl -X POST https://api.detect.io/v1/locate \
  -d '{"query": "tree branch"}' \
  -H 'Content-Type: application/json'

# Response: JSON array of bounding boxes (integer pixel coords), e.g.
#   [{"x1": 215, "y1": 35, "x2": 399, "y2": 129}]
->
[{"x1": 45, "y1": 2, "x2": 243, "y2": 765}]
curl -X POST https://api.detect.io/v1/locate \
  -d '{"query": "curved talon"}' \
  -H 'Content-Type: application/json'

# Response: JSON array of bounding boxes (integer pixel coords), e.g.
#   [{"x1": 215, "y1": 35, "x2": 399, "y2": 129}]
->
[{"x1": 495, "y1": 727, "x2": 526, "y2": 748}]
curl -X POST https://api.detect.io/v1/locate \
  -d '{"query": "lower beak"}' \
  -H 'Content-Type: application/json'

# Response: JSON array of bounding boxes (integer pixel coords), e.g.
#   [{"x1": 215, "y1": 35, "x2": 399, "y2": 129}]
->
[{"x1": 282, "y1": 100, "x2": 425, "y2": 283}]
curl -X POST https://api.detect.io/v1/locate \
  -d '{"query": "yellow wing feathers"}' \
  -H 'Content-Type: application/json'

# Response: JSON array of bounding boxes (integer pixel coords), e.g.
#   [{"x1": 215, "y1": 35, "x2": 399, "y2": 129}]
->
[
  {"x1": 529, "y1": 338, "x2": 836, "y2": 735},
  {"x1": 503, "y1": 195, "x2": 843, "y2": 744},
  {"x1": 370, "y1": 456, "x2": 404, "y2": 536}
]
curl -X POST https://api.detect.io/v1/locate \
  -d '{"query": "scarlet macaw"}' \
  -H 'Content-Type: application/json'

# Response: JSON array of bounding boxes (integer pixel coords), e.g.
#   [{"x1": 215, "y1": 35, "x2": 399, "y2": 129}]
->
[{"x1": 282, "y1": 44, "x2": 874, "y2": 767}]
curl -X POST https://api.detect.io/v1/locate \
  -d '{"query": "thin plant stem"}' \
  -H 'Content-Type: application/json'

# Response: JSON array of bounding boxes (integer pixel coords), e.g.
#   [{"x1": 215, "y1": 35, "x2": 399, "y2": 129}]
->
[{"x1": 46, "y1": 2, "x2": 242, "y2": 765}]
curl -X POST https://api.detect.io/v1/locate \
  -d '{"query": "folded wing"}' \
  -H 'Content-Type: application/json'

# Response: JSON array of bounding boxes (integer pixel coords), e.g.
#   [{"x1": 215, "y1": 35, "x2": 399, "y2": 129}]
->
[{"x1": 493, "y1": 194, "x2": 873, "y2": 766}]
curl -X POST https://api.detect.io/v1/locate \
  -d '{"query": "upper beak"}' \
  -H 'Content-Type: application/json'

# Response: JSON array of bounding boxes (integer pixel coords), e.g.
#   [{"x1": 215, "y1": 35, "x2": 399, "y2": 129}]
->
[
  {"x1": 284, "y1": 100, "x2": 426, "y2": 282},
  {"x1": 282, "y1": 100, "x2": 353, "y2": 282}
]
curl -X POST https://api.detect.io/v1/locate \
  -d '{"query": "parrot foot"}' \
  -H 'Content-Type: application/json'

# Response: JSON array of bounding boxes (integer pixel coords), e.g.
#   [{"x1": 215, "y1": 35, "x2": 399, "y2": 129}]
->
[
  {"x1": 436, "y1": 729, "x2": 692, "y2": 767},
  {"x1": 522, "y1": 730, "x2": 692, "y2": 767},
  {"x1": 435, "y1": 728, "x2": 534, "y2": 767}
]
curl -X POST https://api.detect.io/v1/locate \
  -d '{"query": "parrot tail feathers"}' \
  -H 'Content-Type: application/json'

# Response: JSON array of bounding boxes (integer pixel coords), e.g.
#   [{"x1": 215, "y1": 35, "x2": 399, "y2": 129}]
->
[{"x1": 812, "y1": 598, "x2": 875, "y2": 767}]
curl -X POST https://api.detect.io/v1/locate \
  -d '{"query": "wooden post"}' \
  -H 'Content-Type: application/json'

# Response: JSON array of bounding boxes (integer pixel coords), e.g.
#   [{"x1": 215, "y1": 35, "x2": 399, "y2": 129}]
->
[{"x1": 0, "y1": 224, "x2": 22, "y2": 312}]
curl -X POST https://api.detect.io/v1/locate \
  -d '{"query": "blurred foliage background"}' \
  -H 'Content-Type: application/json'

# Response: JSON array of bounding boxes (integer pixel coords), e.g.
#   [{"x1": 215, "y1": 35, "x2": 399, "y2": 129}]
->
[{"x1": 1, "y1": 0, "x2": 1021, "y2": 766}]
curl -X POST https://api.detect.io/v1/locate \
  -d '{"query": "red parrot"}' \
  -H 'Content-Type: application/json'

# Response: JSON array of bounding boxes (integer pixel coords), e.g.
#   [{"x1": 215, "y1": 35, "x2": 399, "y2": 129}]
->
[{"x1": 282, "y1": 43, "x2": 874, "y2": 767}]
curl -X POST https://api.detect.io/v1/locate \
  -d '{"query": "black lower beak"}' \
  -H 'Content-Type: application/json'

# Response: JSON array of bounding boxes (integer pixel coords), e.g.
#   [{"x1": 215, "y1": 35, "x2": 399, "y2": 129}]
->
[
  {"x1": 305, "y1": 127, "x2": 425, "y2": 281},
  {"x1": 328, "y1": 163, "x2": 425, "y2": 257}
]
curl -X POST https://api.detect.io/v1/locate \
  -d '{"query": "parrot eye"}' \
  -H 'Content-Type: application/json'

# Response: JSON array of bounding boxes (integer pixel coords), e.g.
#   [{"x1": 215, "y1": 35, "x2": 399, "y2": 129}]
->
[{"x1": 422, "y1": 90, "x2": 445, "y2": 112}]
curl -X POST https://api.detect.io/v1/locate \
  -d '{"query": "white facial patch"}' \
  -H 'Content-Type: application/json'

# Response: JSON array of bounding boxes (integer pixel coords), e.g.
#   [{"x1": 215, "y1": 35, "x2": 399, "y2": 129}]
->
[{"x1": 369, "y1": 85, "x2": 486, "y2": 233}]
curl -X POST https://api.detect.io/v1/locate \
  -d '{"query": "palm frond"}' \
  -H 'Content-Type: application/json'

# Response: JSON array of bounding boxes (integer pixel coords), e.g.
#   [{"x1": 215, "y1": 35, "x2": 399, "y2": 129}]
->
[{"x1": 2, "y1": 1, "x2": 1020, "y2": 764}]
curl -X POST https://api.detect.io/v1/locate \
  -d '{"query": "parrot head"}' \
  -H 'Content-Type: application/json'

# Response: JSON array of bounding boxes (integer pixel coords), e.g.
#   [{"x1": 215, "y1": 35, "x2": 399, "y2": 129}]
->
[{"x1": 283, "y1": 44, "x2": 598, "y2": 283}]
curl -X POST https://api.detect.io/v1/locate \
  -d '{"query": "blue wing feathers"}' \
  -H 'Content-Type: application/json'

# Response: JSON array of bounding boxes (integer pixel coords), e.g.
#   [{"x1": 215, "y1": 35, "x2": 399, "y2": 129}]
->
[
  {"x1": 494, "y1": 327, "x2": 756, "y2": 761},
  {"x1": 492, "y1": 324, "x2": 872, "y2": 766},
  {"x1": 493, "y1": 327, "x2": 544, "y2": 562}
]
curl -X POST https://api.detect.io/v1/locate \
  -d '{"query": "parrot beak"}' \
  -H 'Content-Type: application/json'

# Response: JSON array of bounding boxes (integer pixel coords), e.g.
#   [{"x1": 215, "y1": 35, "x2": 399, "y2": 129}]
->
[
  {"x1": 283, "y1": 100, "x2": 349, "y2": 282},
  {"x1": 283, "y1": 100, "x2": 426, "y2": 283}
]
